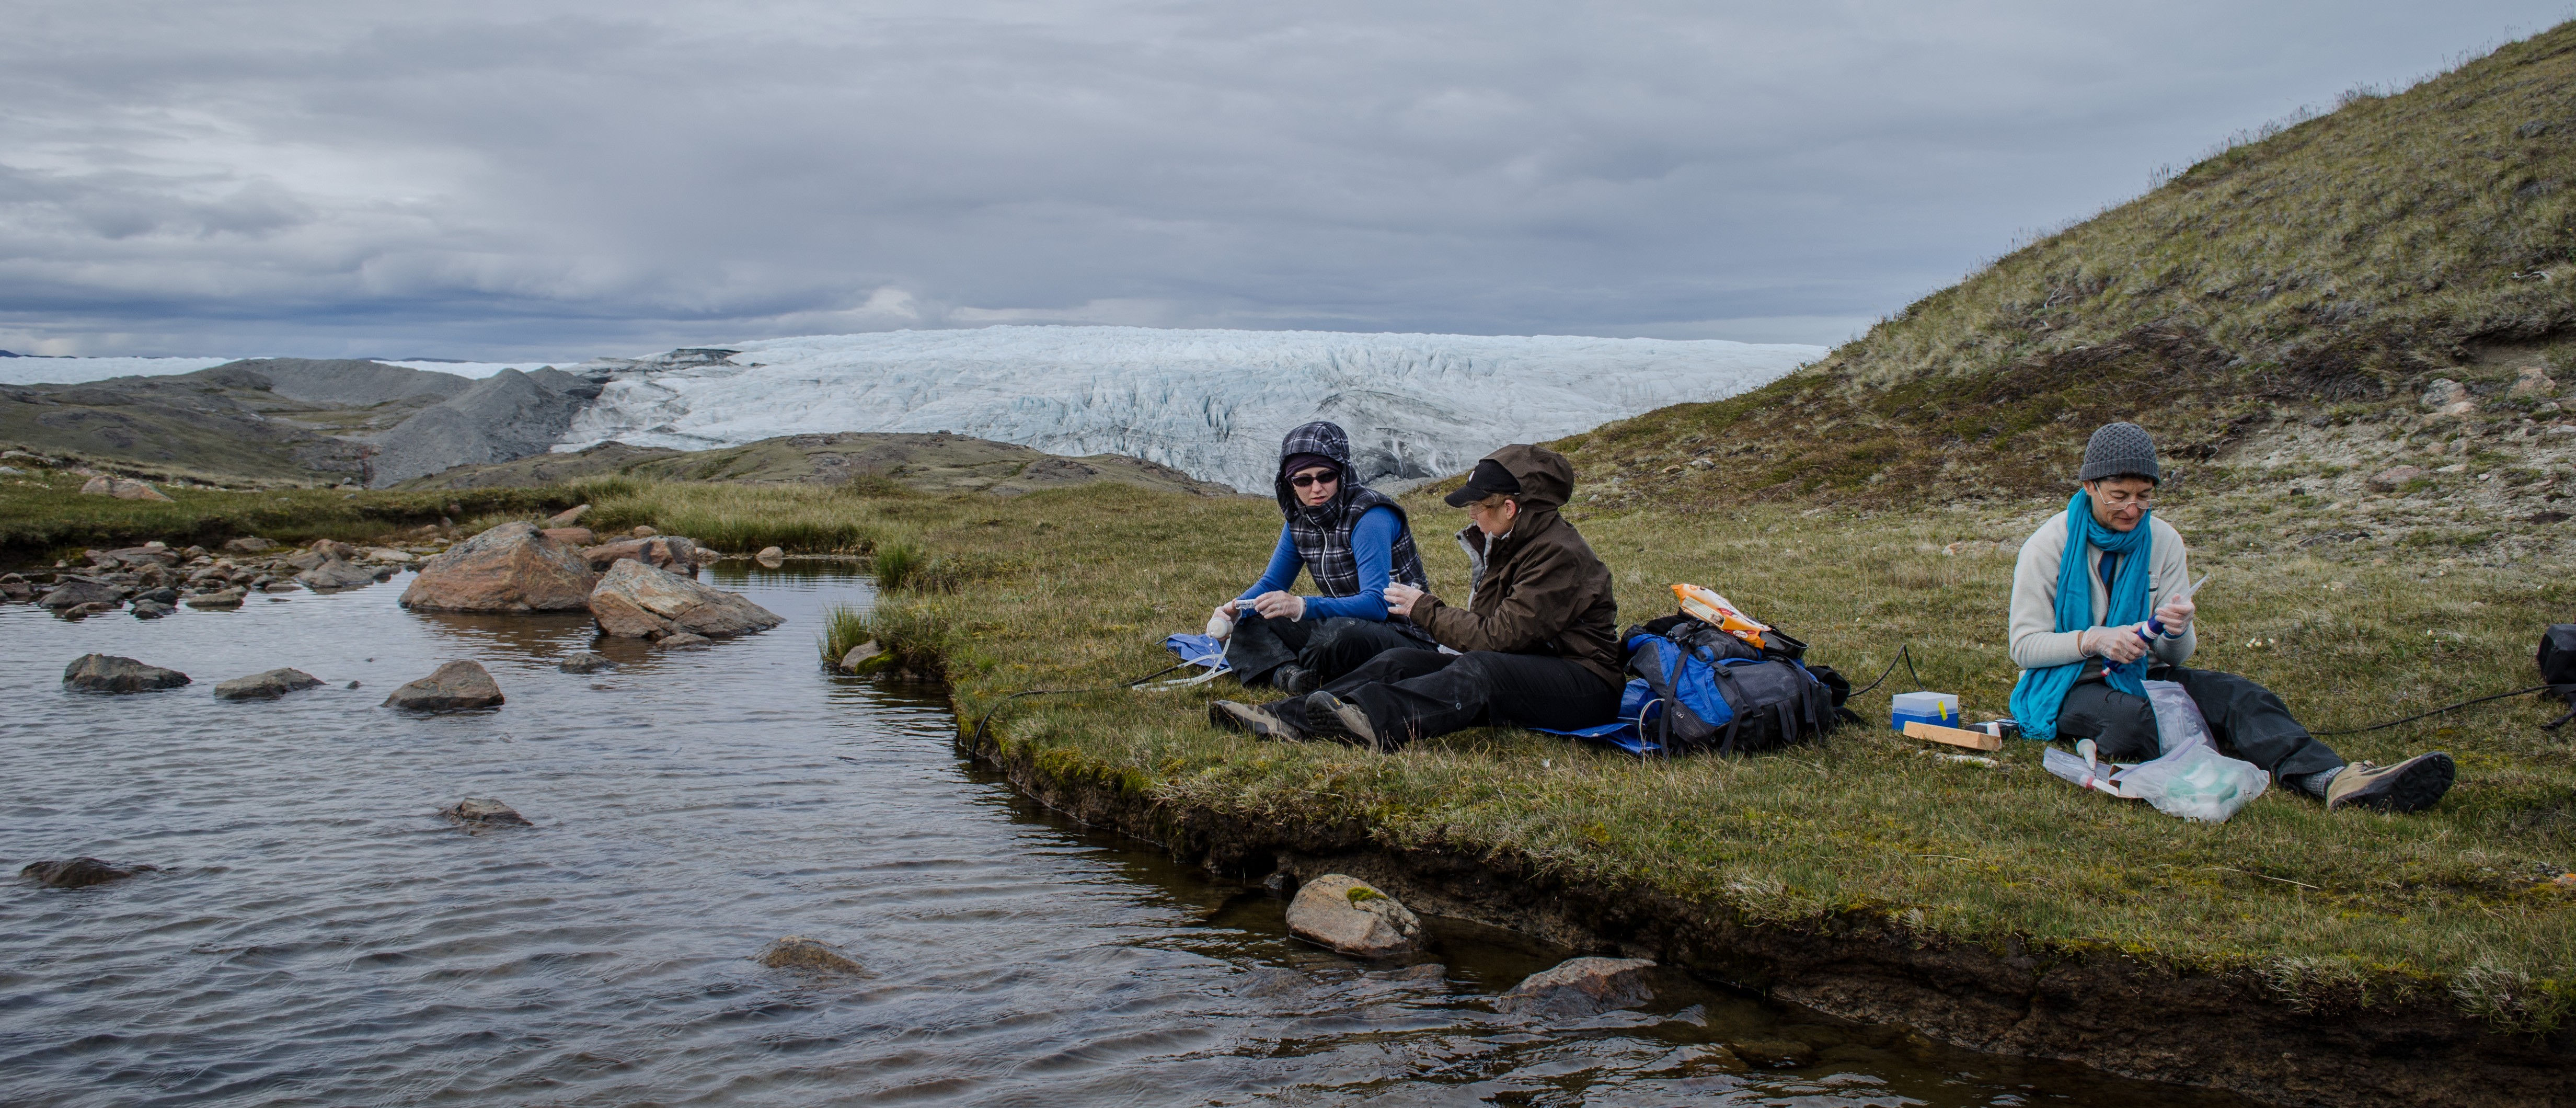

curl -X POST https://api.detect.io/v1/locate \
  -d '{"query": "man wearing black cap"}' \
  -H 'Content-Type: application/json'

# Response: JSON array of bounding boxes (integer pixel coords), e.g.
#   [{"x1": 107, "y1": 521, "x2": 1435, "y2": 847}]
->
[
  {"x1": 2008, "y1": 421, "x2": 2455, "y2": 813},
  {"x1": 1208, "y1": 443, "x2": 1622, "y2": 750}
]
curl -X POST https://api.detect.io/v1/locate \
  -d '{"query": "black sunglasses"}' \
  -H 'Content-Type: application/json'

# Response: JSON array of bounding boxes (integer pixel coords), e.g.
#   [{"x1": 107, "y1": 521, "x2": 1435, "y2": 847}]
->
[{"x1": 1289, "y1": 471, "x2": 1339, "y2": 488}]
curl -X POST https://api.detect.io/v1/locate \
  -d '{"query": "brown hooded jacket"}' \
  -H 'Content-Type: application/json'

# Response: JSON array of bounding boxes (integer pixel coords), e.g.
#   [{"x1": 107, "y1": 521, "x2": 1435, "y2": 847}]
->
[{"x1": 1414, "y1": 444, "x2": 1621, "y2": 687}]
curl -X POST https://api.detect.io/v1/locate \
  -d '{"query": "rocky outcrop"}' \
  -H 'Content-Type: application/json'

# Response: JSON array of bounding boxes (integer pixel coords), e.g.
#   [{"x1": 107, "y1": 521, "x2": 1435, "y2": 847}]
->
[
  {"x1": 581, "y1": 535, "x2": 699, "y2": 571},
  {"x1": 442, "y1": 797, "x2": 531, "y2": 827},
  {"x1": 78, "y1": 475, "x2": 173, "y2": 501},
  {"x1": 383, "y1": 660, "x2": 504, "y2": 712},
  {"x1": 757, "y1": 936, "x2": 866, "y2": 974},
  {"x1": 1284, "y1": 874, "x2": 1422, "y2": 957},
  {"x1": 64, "y1": 654, "x2": 189, "y2": 692},
  {"x1": 400, "y1": 522, "x2": 597, "y2": 611},
  {"x1": 1495, "y1": 957, "x2": 1655, "y2": 1020},
  {"x1": 369, "y1": 367, "x2": 603, "y2": 487},
  {"x1": 214, "y1": 668, "x2": 324, "y2": 700},
  {"x1": 588, "y1": 559, "x2": 783, "y2": 639},
  {"x1": 20, "y1": 858, "x2": 155, "y2": 888},
  {"x1": 557, "y1": 652, "x2": 615, "y2": 673}
]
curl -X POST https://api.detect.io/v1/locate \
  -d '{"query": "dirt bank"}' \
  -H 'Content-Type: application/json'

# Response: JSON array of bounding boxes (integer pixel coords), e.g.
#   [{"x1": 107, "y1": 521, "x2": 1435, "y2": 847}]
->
[{"x1": 961, "y1": 723, "x2": 2571, "y2": 1108}]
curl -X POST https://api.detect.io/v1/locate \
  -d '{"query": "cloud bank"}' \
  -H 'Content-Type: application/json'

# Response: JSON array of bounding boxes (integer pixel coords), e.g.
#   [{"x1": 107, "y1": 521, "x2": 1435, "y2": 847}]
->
[{"x1": 0, "y1": 1, "x2": 2561, "y2": 358}]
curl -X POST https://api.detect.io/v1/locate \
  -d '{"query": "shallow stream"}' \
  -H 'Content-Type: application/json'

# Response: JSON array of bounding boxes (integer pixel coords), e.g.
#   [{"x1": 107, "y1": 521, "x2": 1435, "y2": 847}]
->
[{"x1": 1, "y1": 564, "x2": 2251, "y2": 1106}]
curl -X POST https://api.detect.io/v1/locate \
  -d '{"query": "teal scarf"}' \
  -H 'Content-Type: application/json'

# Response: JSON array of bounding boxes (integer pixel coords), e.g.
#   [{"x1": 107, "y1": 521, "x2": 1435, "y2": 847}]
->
[{"x1": 2011, "y1": 491, "x2": 2154, "y2": 740}]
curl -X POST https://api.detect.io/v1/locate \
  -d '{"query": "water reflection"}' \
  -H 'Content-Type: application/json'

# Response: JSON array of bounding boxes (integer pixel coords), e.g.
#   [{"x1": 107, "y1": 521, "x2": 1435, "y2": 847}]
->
[{"x1": 0, "y1": 563, "x2": 2250, "y2": 1107}]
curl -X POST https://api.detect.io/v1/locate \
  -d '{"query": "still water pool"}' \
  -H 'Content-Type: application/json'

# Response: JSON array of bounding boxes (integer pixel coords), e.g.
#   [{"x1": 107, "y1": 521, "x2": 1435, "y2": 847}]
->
[{"x1": 0, "y1": 564, "x2": 2251, "y2": 1106}]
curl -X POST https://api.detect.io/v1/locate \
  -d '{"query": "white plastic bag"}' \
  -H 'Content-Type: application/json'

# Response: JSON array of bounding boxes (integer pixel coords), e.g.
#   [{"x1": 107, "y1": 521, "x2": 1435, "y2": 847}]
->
[{"x1": 2040, "y1": 679, "x2": 2268, "y2": 823}]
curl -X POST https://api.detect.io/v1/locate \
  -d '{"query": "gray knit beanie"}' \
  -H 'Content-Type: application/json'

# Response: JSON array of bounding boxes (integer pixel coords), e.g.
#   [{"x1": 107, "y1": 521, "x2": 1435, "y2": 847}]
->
[{"x1": 2078, "y1": 422, "x2": 2159, "y2": 483}]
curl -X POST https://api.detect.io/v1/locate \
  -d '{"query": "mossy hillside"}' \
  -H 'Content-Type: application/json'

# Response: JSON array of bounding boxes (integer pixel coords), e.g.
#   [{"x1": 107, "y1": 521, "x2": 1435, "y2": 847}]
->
[
  {"x1": 763, "y1": 479, "x2": 2576, "y2": 1029},
  {"x1": 1572, "y1": 24, "x2": 2576, "y2": 509}
]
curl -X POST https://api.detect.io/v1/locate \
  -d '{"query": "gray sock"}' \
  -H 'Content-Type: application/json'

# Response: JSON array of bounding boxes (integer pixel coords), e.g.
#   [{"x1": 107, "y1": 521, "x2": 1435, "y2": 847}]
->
[{"x1": 2291, "y1": 765, "x2": 2344, "y2": 798}]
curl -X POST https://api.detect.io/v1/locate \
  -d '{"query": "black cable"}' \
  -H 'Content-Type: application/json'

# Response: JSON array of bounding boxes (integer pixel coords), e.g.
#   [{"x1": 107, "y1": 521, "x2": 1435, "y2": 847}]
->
[
  {"x1": 1847, "y1": 644, "x2": 1920, "y2": 699},
  {"x1": 965, "y1": 660, "x2": 1193, "y2": 747},
  {"x1": 2309, "y1": 685, "x2": 2552, "y2": 736}
]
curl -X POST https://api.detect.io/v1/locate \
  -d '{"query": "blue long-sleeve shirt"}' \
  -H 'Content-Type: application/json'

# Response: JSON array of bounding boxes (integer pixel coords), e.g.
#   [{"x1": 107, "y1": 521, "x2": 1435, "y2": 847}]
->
[{"x1": 1235, "y1": 506, "x2": 1400, "y2": 622}]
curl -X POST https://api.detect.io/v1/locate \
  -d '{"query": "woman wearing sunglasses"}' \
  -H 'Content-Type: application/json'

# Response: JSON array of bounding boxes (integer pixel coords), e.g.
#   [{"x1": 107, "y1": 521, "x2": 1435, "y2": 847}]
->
[{"x1": 1210, "y1": 420, "x2": 1434, "y2": 693}]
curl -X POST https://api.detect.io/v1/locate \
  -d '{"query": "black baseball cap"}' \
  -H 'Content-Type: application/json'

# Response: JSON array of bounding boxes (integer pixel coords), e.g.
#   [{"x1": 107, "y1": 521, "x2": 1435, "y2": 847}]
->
[{"x1": 1443, "y1": 458, "x2": 1523, "y2": 507}]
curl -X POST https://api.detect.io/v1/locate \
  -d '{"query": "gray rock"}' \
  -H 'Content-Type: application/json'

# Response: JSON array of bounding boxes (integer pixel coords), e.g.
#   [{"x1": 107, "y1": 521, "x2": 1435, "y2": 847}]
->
[
  {"x1": 38, "y1": 579, "x2": 124, "y2": 609},
  {"x1": 383, "y1": 660, "x2": 504, "y2": 712},
  {"x1": 183, "y1": 588, "x2": 247, "y2": 609},
  {"x1": 261, "y1": 581, "x2": 303, "y2": 593},
  {"x1": 1494, "y1": 956, "x2": 1656, "y2": 1020},
  {"x1": 214, "y1": 667, "x2": 324, "y2": 700},
  {"x1": 59, "y1": 601, "x2": 116, "y2": 618},
  {"x1": 63, "y1": 654, "x2": 190, "y2": 692},
  {"x1": 20, "y1": 857, "x2": 155, "y2": 888},
  {"x1": 134, "y1": 587, "x2": 179, "y2": 604},
  {"x1": 557, "y1": 652, "x2": 616, "y2": 673},
  {"x1": 757, "y1": 935, "x2": 866, "y2": 974},
  {"x1": 370, "y1": 368, "x2": 597, "y2": 487},
  {"x1": 588, "y1": 559, "x2": 784, "y2": 639},
  {"x1": 1284, "y1": 874, "x2": 1422, "y2": 957},
  {"x1": 840, "y1": 640, "x2": 884, "y2": 672},
  {"x1": 129, "y1": 599, "x2": 174, "y2": 619},
  {"x1": 223, "y1": 536, "x2": 277, "y2": 553},
  {"x1": 756, "y1": 545, "x2": 785, "y2": 566},
  {"x1": 658, "y1": 632, "x2": 712, "y2": 649},
  {"x1": 442, "y1": 797, "x2": 531, "y2": 827},
  {"x1": 295, "y1": 556, "x2": 383, "y2": 591}
]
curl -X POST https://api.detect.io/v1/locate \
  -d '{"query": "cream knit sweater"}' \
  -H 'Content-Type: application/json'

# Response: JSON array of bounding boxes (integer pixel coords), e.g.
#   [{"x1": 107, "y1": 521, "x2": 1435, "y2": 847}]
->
[{"x1": 2007, "y1": 511, "x2": 2196, "y2": 672}]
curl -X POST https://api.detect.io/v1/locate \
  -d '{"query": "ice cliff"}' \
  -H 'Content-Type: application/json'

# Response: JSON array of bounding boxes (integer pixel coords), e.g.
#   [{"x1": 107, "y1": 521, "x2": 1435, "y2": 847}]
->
[{"x1": 559, "y1": 327, "x2": 1820, "y2": 491}]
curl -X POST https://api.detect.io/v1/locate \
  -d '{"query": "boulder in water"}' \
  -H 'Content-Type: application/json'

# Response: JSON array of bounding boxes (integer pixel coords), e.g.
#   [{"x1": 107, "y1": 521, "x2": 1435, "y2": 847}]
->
[
  {"x1": 755, "y1": 545, "x2": 785, "y2": 566},
  {"x1": 129, "y1": 599, "x2": 175, "y2": 619},
  {"x1": 400, "y1": 522, "x2": 597, "y2": 612},
  {"x1": 63, "y1": 654, "x2": 190, "y2": 692},
  {"x1": 442, "y1": 797, "x2": 531, "y2": 827},
  {"x1": 183, "y1": 588, "x2": 247, "y2": 609},
  {"x1": 557, "y1": 651, "x2": 616, "y2": 673},
  {"x1": 383, "y1": 660, "x2": 504, "y2": 712},
  {"x1": 296, "y1": 556, "x2": 384, "y2": 591},
  {"x1": 1494, "y1": 957, "x2": 1655, "y2": 1020},
  {"x1": 588, "y1": 559, "x2": 784, "y2": 639},
  {"x1": 214, "y1": 667, "x2": 324, "y2": 701},
  {"x1": 21, "y1": 858, "x2": 155, "y2": 888},
  {"x1": 757, "y1": 935, "x2": 866, "y2": 974},
  {"x1": 1284, "y1": 874, "x2": 1422, "y2": 957},
  {"x1": 38, "y1": 579, "x2": 123, "y2": 609}
]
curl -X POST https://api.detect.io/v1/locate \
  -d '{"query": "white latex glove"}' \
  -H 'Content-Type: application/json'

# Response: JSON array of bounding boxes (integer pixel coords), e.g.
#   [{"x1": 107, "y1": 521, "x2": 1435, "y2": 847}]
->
[
  {"x1": 2079, "y1": 625, "x2": 2150, "y2": 664},
  {"x1": 1384, "y1": 582, "x2": 1426, "y2": 620},
  {"x1": 1250, "y1": 590, "x2": 1306, "y2": 621}
]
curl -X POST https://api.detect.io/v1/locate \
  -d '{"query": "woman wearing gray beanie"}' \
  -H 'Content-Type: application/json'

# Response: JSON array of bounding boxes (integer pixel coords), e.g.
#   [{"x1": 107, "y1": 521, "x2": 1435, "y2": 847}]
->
[{"x1": 2003, "y1": 422, "x2": 2455, "y2": 813}]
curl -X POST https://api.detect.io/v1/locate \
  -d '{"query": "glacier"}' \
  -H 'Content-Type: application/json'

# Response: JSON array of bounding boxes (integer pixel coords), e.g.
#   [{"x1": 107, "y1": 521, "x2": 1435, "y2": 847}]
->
[{"x1": 560, "y1": 326, "x2": 1820, "y2": 492}]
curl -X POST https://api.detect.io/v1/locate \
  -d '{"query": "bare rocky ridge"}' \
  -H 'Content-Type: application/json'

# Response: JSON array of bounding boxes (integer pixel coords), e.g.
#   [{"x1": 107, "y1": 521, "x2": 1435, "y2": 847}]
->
[{"x1": 367, "y1": 368, "x2": 604, "y2": 487}]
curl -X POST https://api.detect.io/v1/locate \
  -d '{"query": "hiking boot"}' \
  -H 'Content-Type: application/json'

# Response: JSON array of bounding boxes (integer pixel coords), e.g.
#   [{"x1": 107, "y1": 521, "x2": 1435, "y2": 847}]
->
[
  {"x1": 2324, "y1": 752, "x2": 2456, "y2": 814},
  {"x1": 1271, "y1": 665, "x2": 1319, "y2": 696},
  {"x1": 1301, "y1": 691, "x2": 1385, "y2": 752},
  {"x1": 1209, "y1": 699, "x2": 1307, "y2": 741}
]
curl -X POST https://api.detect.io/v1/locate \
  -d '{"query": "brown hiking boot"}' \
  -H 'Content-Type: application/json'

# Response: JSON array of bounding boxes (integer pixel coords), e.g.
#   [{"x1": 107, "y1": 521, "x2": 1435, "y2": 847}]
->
[
  {"x1": 1301, "y1": 691, "x2": 1387, "y2": 753},
  {"x1": 1208, "y1": 699, "x2": 1307, "y2": 741},
  {"x1": 2325, "y1": 752, "x2": 2456, "y2": 813}
]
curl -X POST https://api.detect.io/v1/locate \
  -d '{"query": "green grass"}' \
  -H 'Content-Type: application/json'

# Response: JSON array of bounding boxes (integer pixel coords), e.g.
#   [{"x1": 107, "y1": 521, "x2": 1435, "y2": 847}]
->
[
  {"x1": 0, "y1": 468, "x2": 568, "y2": 562},
  {"x1": 819, "y1": 601, "x2": 872, "y2": 668},
  {"x1": 807, "y1": 478, "x2": 2576, "y2": 1030}
]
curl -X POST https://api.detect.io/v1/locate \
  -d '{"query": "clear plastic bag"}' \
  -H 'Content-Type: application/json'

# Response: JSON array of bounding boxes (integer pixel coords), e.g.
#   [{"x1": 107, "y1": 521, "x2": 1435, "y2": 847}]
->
[{"x1": 2041, "y1": 680, "x2": 2269, "y2": 823}]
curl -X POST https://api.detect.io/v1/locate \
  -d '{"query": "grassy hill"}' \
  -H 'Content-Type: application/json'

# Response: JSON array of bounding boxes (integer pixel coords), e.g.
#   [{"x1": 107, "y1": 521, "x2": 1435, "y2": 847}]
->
[{"x1": 1570, "y1": 24, "x2": 2576, "y2": 524}]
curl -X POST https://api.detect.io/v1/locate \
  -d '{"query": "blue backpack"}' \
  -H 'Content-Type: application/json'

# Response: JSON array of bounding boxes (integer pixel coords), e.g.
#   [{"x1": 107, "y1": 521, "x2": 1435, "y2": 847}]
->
[{"x1": 1621, "y1": 615, "x2": 1846, "y2": 756}]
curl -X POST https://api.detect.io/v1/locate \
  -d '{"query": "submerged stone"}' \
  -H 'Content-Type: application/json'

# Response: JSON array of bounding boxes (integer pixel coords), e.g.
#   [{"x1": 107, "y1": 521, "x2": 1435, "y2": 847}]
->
[
  {"x1": 1495, "y1": 956, "x2": 1655, "y2": 1020},
  {"x1": 757, "y1": 935, "x2": 866, "y2": 974},
  {"x1": 214, "y1": 667, "x2": 325, "y2": 701}
]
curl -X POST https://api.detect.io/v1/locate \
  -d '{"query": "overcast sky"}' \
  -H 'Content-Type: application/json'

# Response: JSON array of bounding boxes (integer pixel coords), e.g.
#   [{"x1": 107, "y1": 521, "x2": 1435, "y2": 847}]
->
[{"x1": 1, "y1": 2, "x2": 2566, "y2": 360}]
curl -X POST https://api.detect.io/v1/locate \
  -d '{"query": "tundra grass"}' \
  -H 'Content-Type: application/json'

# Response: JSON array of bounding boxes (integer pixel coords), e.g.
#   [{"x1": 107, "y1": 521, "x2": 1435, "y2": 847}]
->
[
  {"x1": 0, "y1": 469, "x2": 568, "y2": 563},
  {"x1": 768, "y1": 479, "x2": 2576, "y2": 1030}
]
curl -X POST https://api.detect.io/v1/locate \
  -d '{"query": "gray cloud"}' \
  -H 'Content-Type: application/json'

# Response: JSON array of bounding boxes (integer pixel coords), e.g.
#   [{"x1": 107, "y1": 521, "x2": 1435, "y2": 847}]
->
[{"x1": 0, "y1": 1, "x2": 2562, "y2": 358}]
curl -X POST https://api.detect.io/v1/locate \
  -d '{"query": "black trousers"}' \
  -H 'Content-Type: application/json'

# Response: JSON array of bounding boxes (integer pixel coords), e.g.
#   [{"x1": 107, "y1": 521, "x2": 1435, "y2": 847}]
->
[
  {"x1": 1225, "y1": 613, "x2": 1425, "y2": 688},
  {"x1": 2056, "y1": 666, "x2": 2343, "y2": 781},
  {"x1": 1320, "y1": 648, "x2": 1622, "y2": 750}
]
